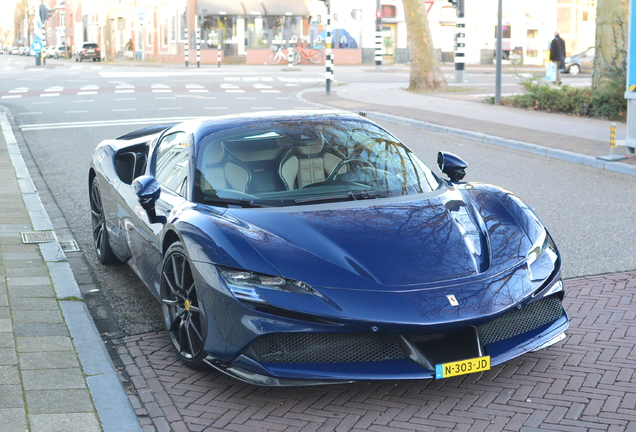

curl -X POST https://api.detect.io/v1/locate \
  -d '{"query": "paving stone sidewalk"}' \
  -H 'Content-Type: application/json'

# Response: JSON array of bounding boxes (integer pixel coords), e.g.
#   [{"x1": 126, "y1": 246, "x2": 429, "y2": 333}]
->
[
  {"x1": 114, "y1": 271, "x2": 636, "y2": 432},
  {"x1": 0, "y1": 111, "x2": 142, "y2": 432},
  {"x1": 0, "y1": 116, "x2": 102, "y2": 432}
]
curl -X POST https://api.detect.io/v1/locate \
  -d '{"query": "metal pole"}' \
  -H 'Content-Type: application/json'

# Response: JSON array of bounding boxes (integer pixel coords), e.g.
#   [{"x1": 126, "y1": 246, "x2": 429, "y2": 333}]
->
[
  {"x1": 326, "y1": 11, "x2": 332, "y2": 95},
  {"x1": 454, "y1": 0, "x2": 465, "y2": 83},
  {"x1": 375, "y1": 0, "x2": 382, "y2": 70},
  {"x1": 217, "y1": 43, "x2": 221, "y2": 67},
  {"x1": 185, "y1": 27, "x2": 189, "y2": 67},
  {"x1": 196, "y1": 16, "x2": 201, "y2": 68},
  {"x1": 494, "y1": 0, "x2": 503, "y2": 105}
]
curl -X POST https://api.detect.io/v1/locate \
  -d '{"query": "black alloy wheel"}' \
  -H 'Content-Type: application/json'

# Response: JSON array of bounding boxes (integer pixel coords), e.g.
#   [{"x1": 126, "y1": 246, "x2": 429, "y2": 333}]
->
[
  {"x1": 161, "y1": 242, "x2": 207, "y2": 368},
  {"x1": 90, "y1": 177, "x2": 119, "y2": 264}
]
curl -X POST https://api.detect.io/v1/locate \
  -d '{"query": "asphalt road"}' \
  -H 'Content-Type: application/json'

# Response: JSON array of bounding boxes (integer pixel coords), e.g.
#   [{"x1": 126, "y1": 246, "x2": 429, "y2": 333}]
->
[{"x1": 0, "y1": 54, "x2": 629, "y2": 342}]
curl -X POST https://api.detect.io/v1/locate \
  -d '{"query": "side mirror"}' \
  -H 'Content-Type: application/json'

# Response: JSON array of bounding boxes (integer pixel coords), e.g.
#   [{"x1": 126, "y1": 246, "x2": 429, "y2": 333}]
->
[
  {"x1": 437, "y1": 151, "x2": 468, "y2": 182},
  {"x1": 132, "y1": 175, "x2": 165, "y2": 223}
]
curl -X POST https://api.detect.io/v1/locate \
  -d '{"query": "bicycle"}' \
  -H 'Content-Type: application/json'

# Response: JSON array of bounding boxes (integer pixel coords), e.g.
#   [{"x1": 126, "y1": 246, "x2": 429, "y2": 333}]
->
[
  {"x1": 294, "y1": 43, "x2": 323, "y2": 64},
  {"x1": 268, "y1": 45, "x2": 300, "y2": 65}
]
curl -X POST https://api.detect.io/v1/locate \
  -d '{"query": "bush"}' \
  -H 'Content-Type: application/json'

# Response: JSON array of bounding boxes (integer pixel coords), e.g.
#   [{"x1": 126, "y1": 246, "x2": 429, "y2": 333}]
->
[{"x1": 493, "y1": 76, "x2": 626, "y2": 122}]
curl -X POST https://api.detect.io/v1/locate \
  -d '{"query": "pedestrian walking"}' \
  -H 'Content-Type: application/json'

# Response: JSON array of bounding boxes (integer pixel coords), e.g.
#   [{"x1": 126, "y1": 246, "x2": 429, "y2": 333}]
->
[
  {"x1": 549, "y1": 30, "x2": 566, "y2": 85},
  {"x1": 125, "y1": 38, "x2": 134, "y2": 59}
]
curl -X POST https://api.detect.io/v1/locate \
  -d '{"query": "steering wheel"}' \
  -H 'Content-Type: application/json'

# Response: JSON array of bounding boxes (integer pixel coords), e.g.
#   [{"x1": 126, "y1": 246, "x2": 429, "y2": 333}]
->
[{"x1": 326, "y1": 158, "x2": 374, "y2": 182}]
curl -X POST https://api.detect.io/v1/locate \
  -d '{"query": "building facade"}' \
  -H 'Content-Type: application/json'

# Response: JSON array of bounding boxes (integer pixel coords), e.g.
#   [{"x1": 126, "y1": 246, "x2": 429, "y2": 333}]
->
[{"x1": 23, "y1": 0, "x2": 596, "y2": 65}]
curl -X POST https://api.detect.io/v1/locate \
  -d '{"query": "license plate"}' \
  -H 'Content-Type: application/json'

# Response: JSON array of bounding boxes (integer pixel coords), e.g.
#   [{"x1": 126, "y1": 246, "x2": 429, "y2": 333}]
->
[{"x1": 435, "y1": 356, "x2": 490, "y2": 379}]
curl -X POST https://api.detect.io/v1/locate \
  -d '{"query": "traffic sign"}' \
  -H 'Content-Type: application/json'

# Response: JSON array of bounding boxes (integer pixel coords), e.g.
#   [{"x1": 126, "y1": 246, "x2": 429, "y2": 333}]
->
[{"x1": 32, "y1": 40, "x2": 43, "y2": 52}]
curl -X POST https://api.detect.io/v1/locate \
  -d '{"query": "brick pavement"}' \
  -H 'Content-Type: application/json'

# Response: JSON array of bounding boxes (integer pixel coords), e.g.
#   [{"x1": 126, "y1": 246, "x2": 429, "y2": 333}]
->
[{"x1": 115, "y1": 271, "x2": 636, "y2": 432}]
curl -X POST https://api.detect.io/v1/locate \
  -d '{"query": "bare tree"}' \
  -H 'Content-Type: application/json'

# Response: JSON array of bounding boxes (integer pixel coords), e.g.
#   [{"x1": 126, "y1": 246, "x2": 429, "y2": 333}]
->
[
  {"x1": 402, "y1": 0, "x2": 448, "y2": 91},
  {"x1": 593, "y1": 0, "x2": 628, "y2": 89}
]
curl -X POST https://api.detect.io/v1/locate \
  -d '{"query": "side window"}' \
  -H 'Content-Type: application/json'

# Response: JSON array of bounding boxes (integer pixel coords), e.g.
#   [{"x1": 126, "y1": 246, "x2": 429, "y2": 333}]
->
[{"x1": 154, "y1": 132, "x2": 192, "y2": 196}]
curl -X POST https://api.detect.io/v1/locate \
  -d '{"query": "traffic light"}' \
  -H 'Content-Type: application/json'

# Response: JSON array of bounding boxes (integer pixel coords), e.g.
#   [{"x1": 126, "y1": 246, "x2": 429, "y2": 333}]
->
[
  {"x1": 448, "y1": 0, "x2": 458, "y2": 6},
  {"x1": 376, "y1": 10, "x2": 382, "y2": 31},
  {"x1": 39, "y1": 4, "x2": 50, "y2": 22}
]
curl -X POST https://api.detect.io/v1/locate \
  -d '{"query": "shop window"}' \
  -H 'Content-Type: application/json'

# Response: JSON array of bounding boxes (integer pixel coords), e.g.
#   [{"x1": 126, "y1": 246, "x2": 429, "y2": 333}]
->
[{"x1": 527, "y1": 29, "x2": 538, "y2": 38}]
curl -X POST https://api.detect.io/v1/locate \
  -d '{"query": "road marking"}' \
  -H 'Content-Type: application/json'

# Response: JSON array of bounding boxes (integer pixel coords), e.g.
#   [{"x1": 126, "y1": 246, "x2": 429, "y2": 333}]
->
[
  {"x1": 40, "y1": 93, "x2": 59, "y2": 97},
  {"x1": 17, "y1": 112, "x2": 42, "y2": 115},
  {"x1": 19, "y1": 116, "x2": 204, "y2": 131},
  {"x1": 10, "y1": 88, "x2": 28, "y2": 93},
  {"x1": 45, "y1": 87, "x2": 64, "y2": 91},
  {"x1": 2, "y1": 95, "x2": 22, "y2": 99},
  {"x1": 153, "y1": 89, "x2": 172, "y2": 93},
  {"x1": 78, "y1": 91, "x2": 97, "y2": 95},
  {"x1": 81, "y1": 85, "x2": 99, "y2": 90},
  {"x1": 260, "y1": 90, "x2": 281, "y2": 93},
  {"x1": 113, "y1": 108, "x2": 136, "y2": 112},
  {"x1": 225, "y1": 90, "x2": 245, "y2": 93},
  {"x1": 66, "y1": 110, "x2": 89, "y2": 114}
]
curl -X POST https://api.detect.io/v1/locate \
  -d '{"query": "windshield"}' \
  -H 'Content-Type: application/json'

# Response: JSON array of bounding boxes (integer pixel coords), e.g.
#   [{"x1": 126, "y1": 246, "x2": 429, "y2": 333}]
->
[{"x1": 193, "y1": 119, "x2": 439, "y2": 207}]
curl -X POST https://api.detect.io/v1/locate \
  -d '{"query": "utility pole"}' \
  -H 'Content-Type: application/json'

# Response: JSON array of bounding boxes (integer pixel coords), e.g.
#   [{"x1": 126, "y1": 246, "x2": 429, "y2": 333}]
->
[
  {"x1": 375, "y1": 0, "x2": 382, "y2": 70},
  {"x1": 494, "y1": 0, "x2": 503, "y2": 105},
  {"x1": 454, "y1": 0, "x2": 465, "y2": 83}
]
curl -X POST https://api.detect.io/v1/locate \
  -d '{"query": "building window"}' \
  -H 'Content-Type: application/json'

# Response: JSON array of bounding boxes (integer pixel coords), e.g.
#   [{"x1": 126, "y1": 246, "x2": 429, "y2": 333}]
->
[
  {"x1": 582, "y1": 11, "x2": 589, "y2": 21},
  {"x1": 495, "y1": 25, "x2": 511, "y2": 38},
  {"x1": 527, "y1": 29, "x2": 538, "y2": 38}
]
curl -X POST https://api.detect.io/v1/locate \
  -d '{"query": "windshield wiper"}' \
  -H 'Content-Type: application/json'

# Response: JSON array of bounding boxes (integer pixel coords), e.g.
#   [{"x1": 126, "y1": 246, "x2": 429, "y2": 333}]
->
[
  {"x1": 294, "y1": 190, "x2": 395, "y2": 205},
  {"x1": 203, "y1": 196, "x2": 273, "y2": 208}
]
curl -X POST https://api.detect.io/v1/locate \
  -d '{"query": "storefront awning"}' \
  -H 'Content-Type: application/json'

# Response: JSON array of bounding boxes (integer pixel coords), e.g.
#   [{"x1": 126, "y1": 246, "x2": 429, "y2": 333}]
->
[
  {"x1": 260, "y1": 0, "x2": 309, "y2": 16},
  {"x1": 241, "y1": 0, "x2": 265, "y2": 15},
  {"x1": 196, "y1": 0, "x2": 245, "y2": 15}
]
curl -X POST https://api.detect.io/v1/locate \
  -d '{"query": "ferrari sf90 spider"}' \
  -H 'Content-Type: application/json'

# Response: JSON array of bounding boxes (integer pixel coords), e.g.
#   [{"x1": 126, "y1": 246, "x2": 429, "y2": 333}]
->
[{"x1": 89, "y1": 110, "x2": 568, "y2": 386}]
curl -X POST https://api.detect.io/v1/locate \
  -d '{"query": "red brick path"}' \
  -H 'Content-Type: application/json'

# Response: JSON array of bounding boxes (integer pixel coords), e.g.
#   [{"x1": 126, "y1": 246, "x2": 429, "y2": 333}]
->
[{"x1": 114, "y1": 271, "x2": 636, "y2": 432}]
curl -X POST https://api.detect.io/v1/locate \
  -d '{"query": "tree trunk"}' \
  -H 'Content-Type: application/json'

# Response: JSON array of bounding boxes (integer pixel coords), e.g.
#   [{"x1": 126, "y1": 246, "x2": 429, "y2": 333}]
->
[
  {"x1": 403, "y1": 0, "x2": 448, "y2": 91},
  {"x1": 593, "y1": 0, "x2": 628, "y2": 89}
]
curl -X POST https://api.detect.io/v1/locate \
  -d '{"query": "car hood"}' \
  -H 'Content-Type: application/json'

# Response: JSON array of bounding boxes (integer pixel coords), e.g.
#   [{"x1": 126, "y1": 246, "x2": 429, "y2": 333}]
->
[{"x1": 226, "y1": 187, "x2": 533, "y2": 291}]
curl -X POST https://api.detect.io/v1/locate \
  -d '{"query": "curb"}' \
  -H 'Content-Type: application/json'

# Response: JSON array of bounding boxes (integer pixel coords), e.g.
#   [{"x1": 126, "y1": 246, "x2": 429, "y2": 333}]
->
[
  {"x1": 0, "y1": 109, "x2": 143, "y2": 432},
  {"x1": 296, "y1": 88, "x2": 636, "y2": 178}
]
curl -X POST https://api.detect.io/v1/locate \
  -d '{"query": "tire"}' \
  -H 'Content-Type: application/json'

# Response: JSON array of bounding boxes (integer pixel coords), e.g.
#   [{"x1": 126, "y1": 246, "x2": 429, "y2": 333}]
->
[
  {"x1": 161, "y1": 242, "x2": 207, "y2": 369},
  {"x1": 268, "y1": 52, "x2": 281, "y2": 65},
  {"x1": 308, "y1": 49, "x2": 323, "y2": 64},
  {"x1": 90, "y1": 177, "x2": 119, "y2": 264},
  {"x1": 292, "y1": 51, "x2": 301, "y2": 65},
  {"x1": 568, "y1": 64, "x2": 580, "y2": 76}
]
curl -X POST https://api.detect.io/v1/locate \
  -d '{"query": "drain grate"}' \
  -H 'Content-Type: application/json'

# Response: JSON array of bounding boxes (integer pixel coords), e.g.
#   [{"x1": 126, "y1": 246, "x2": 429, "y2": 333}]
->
[
  {"x1": 59, "y1": 240, "x2": 80, "y2": 253},
  {"x1": 21, "y1": 231, "x2": 58, "y2": 244}
]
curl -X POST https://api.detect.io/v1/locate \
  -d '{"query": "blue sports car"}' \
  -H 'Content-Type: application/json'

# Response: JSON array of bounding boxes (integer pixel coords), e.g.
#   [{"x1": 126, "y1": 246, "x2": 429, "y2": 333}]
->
[{"x1": 89, "y1": 111, "x2": 568, "y2": 386}]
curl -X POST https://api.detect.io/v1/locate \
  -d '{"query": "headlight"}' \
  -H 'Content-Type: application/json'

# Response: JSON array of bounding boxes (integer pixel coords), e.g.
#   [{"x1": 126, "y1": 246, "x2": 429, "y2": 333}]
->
[
  {"x1": 526, "y1": 230, "x2": 558, "y2": 281},
  {"x1": 218, "y1": 267, "x2": 316, "y2": 304}
]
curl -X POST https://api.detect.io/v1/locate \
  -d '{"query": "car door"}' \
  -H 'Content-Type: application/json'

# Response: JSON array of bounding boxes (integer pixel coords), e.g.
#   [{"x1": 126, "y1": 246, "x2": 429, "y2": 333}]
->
[
  {"x1": 582, "y1": 48, "x2": 595, "y2": 71},
  {"x1": 125, "y1": 131, "x2": 193, "y2": 296}
]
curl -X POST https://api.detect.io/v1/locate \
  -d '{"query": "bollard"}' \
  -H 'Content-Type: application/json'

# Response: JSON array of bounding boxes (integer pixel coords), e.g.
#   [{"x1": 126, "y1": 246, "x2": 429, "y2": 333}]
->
[
  {"x1": 287, "y1": 46, "x2": 294, "y2": 67},
  {"x1": 217, "y1": 44, "x2": 221, "y2": 67},
  {"x1": 597, "y1": 122, "x2": 628, "y2": 161}
]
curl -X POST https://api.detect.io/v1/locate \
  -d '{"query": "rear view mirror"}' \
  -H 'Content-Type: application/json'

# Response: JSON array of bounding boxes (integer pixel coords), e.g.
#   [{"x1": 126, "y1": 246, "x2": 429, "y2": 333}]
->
[{"x1": 437, "y1": 152, "x2": 468, "y2": 182}]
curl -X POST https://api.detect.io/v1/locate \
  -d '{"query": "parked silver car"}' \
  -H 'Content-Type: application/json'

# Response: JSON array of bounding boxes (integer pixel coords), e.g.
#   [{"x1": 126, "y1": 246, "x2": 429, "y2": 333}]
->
[{"x1": 564, "y1": 47, "x2": 594, "y2": 75}]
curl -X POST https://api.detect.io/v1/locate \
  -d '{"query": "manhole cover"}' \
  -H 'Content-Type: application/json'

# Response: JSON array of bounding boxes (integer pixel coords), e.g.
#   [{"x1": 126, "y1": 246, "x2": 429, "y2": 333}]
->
[
  {"x1": 59, "y1": 240, "x2": 80, "y2": 253},
  {"x1": 21, "y1": 231, "x2": 58, "y2": 244}
]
